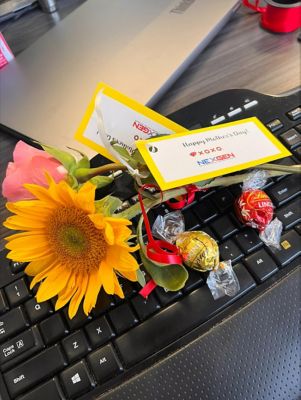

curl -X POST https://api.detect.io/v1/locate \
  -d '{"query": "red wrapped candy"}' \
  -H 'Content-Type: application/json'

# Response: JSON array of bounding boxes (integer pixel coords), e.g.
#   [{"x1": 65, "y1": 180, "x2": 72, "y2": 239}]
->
[{"x1": 235, "y1": 189, "x2": 274, "y2": 232}]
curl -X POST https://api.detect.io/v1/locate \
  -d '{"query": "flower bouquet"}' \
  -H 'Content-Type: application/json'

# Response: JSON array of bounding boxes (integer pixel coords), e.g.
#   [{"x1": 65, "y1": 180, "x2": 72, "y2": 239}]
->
[{"x1": 2, "y1": 139, "x2": 300, "y2": 319}]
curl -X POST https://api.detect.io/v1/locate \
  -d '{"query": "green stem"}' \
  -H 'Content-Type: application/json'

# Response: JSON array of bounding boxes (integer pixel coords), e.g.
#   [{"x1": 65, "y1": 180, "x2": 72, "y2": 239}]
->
[
  {"x1": 116, "y1": 164, "x2": 300, "y2": 220},
  {"x1": 74, "y1": 163, "x2": 127, "y2": 182}
]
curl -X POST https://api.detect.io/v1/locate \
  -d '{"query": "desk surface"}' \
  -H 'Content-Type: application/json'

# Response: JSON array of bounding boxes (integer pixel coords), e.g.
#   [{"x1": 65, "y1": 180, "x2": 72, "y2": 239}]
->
[{"x1": 0, "y1": 2, "x2": 300, "y2": 246}]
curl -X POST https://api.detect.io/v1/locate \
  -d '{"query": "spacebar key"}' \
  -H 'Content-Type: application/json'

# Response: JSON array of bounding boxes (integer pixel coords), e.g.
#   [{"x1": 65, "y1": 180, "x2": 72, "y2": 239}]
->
[
  {"x1": 115, "y1": 264, "x2": 256, "y2": 367},
  {"x1": 4, "y1": 345, "x2": 67, "y2": 398}
]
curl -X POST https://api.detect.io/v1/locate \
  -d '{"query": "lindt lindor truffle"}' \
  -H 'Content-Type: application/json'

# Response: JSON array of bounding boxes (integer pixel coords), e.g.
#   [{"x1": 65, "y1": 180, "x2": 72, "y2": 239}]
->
[
  {"x1": 235, "y1": 170, "x2": 283, "y2": 249},
  {"x1": 176, "y1": 231, "x2": 219, "y2": 272},
  {"x1": 235, "y1": 189, "x2": 274, "y2": 232}
]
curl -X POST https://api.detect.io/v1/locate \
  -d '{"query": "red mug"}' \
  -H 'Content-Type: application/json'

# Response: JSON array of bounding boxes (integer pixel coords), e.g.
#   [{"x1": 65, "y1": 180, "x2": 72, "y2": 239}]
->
[{"x1": 243, "y1": 0, "x2": 301, "y2": 33}]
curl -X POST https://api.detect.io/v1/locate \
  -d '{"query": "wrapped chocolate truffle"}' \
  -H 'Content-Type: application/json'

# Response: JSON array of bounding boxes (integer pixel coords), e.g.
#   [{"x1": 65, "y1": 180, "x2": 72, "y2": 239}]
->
[
  {"x1": 175, "y1": 231, "x2": 219, "y2": 272},
  {"x1": 235, "y1": 170, "x2": 283, "y2": 249},
  {"x1": 152, "y1": 212, "x2": 240, "y2": 300},
  {"x1": 176, "y1": 231, "x2": 240, "y2": 300}
]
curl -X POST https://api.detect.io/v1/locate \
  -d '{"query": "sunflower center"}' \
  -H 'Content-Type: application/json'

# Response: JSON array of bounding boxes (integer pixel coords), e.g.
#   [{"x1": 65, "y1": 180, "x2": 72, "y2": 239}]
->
[{"x1": 46, "y1": 206, "x2": 107, "y2": 272}]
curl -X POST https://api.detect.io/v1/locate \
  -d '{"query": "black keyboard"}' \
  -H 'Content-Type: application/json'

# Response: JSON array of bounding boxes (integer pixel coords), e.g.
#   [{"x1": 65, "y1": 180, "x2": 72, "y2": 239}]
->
[{"x1": 0, "y1": 89, "x2": 300, "y2": 400}]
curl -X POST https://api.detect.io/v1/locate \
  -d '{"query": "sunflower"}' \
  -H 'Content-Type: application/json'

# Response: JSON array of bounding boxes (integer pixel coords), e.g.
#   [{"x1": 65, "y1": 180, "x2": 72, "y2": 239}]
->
[{"x1": 4, "y1": 176, "x2": 139, "y2": 318}]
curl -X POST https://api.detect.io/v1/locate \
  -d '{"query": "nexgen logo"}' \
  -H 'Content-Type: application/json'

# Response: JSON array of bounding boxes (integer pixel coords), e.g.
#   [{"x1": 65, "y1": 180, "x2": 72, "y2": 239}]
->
[{"x1": 132, "y1": 121, "x2": 157, "y2": 136}]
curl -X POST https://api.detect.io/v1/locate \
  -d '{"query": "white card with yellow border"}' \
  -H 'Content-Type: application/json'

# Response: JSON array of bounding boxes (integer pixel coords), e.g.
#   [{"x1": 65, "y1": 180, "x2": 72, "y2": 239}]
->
[
  {"x1": 74, "y1": 82, "x2": 187, "y2": 162},
  {"x1": 136, "y1": 117, "x2": 291, "y2": 190}
]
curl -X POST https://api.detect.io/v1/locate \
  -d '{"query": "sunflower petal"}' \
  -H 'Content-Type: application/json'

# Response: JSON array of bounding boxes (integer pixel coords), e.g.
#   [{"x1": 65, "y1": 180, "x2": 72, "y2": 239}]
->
[
  {"x1": 99, "y1": 260, "x2": 114, "y2": 294},
  {"x1": 75, "y1": 182, "x2": 96, "y2": 214},
  {"x1": 36, "y1": 265, "x2": 71, "y2": 302},
  {"x1": 68, "y1": 274, "x2": 89, "y2": 319},
  {"x1": 83, "y1": 271, "x2": 102, "y2": 315},
  {"x1": 113, "y1": 274, "x2": 124, "y2": 298},
  {"x1": 119, "y1": 269, "x2": 138, "y2": 282},
  {"x1": 55, "y1": 274, "x2": 77, "y2": 311},
  {"x1": 25, "y1": 255, "x2": 54, "y2": 276}
]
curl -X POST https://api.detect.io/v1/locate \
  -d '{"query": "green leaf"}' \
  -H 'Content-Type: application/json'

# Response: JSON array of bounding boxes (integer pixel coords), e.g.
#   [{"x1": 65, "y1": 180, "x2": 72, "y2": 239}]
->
[
  {"x1": 75, "y1": 156, "x2": 90, "y2": 169},
  {"x1": 89, "y1": 176, "x2": 113, "y2": 189},
  {"x1": 41, "y1": 144, "x2": 77, "y2": 170},
  {"x1": 137, "y1": 269, "x2": 146, "y2": 287},
  {"x1": 66, "y1": 174, "x2": 79, "y2": 189},
  {"x1": 94, "y1": 195, "x2": 123, "y2": 216},
  {"x1": 139, "y1": 250, "x2": 188, "y2": 291},
  {"x1": 111, "y1": 143, "x2": 132, "y2": 162}
]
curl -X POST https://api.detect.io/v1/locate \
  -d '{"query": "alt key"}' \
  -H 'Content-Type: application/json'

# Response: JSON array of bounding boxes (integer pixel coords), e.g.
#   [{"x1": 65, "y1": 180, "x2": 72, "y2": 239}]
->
[{"x1": 87, "y1": 344, "x2": 123, "y2": 384}]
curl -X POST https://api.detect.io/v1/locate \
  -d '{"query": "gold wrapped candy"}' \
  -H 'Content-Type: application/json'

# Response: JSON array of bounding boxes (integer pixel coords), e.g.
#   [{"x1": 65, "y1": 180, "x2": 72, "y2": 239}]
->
[{"x1": 176, "y1": 231, "x2": 219, "y2": 271}]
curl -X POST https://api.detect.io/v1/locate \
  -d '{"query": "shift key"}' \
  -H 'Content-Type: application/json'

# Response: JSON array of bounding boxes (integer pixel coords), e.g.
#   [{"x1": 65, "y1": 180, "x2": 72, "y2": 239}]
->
[{"x1": 4, "y1": 345, "x2": 67, "y2": 398}]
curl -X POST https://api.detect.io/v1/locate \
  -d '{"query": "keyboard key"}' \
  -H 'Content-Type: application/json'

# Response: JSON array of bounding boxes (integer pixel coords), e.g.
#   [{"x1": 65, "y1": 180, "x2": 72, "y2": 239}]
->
[
  {"x1": 62, "y1": 330, "x2": 90, "y2": 363},
  {"x1": 0, "y1": 290, "x2": 8, "y2": 314},
  {"x1": 60, "y1": 361, "x2": 93, "y2": 398},
  {"x1": 118, "y1": 279, "x2": 138, "y2": 298},
  {"x1": 295, "y1": 123, "x2": 301, "y2": 133},
  {"x1": 115, "y1": 264, "x2": 256, "y2": 368},
  {"x1": 211, "y1": 188, "x2": 234, "y2": 213},
  {"x1": 293, "y1": 146, "x2": 301, "y2": 160},
  {"x1": 0, "y1": 307, "x2": 28, "y2": 344},
  {"x1": 0, "y1": 329, "x2": 35, "y2": 365},
  {"x1": 269, "y1": 230, "x2": 301, "y2": 267},
  {"x1": 280, "y1": 129, "x2": 301, "y2": 149},
  {"x1": 210, "y1": 215, "x2": 238, "y2": 240},
  {"x1": 286, "y1": 106, "x2": 301, "y2": 121},
  {"x1": 18, "y1": 378, "x2": 63, "y2": 400},
  {"x1": 266, "y1": 118, "x2": 283, "y2": 133},
  {"x1": 1, "y1": 326, "x2": 44, "y2": 372},
  {"x1": 92, "y1": 290, "x2": 115, "y2": 317},
  {"x1": 182, "y1": 269, "x2": 204, "y2": 293},
  {"x1": 39, "y1": 313, "x2": 68, "y2": 345},
  {"x1": 244, "y1": 249, "x2": 278, "y2": 282},
  {"x1": 131, "y1": 293, "x2": 160, "y2": 321},
  {"x1": 183, "y1": 209, "x2": 200, "y2": 230},
  {"x1": 25, "y1": 298, "x2": 53, "y2": 324},
  {"x1": 219, "y1": 239, "x2": 243, "y2": 263},
  {"x1": 85, "y1": 316, "x2": 115, "y2": 348},
  {"x1": 0, "y1": 251, "x2": 24, "y2": 289},
  {"x1": 87, "y1": 344, "x2": 123, "y2": 384},
  {"x1": 155, "y1": 287, "x2": 182, "y2": 306},
  {"x1": 192, "y1": 199, "x2": 218, "y2": 223},
  {"x1": 295, "y1": 224, "x2": 301, "y2": 235},
  {"x1": 4, "y1": 278, "x2": 31, "y2": 307},
  {"x1": 201, "y1": 226, "x2": 218, "y2": 242},
  {"x1": 63, "y1": 307, "x2": 91, "y2": 331},
  {"x1": 272, "y1": 156, "x2": 297, "y2": 181},
  {"x1": 234, "y1": 229, "x2": 263, "y2": 254},
  {"x1": 9, "y1": 261, "x2": 27, "y2": 274},
  {"x1": 4, "y1": 344, "x2": 67, "y2": 398},
  {"x1": 267, "y1": 175, "x2": 301, "y2": 206},
  {"x1": 109, "y1": 303, "x2": 138, "y2": 335},
  {"x1": 276, "y1": 198, "x2": 301, "y2": 229}
]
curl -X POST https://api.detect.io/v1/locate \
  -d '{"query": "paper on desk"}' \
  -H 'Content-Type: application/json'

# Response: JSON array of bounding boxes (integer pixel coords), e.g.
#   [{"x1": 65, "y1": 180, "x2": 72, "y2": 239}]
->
[{"x1": 74, "y1": 82, "x2": 187, "y2": 162}]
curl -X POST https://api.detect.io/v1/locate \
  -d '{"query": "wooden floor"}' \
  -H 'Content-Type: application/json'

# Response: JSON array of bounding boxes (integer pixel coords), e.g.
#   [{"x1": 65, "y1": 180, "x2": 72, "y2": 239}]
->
[{"x1": 0, "y1": 2, "x2": 300, "y2": 247}]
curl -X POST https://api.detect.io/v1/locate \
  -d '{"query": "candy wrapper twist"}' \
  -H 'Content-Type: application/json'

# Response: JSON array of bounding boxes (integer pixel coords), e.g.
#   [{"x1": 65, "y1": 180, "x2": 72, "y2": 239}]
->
[{"x1": 235, "y1": 170, "x2": 283, "y2": 249}]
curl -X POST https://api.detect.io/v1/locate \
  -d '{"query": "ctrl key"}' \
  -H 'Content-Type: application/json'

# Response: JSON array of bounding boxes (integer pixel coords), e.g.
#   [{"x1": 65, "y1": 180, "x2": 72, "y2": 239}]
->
[
  {"x1": 18, "y1": 378, "x2": 64, "y2": 400},
  {"x1": 87, "y1": 344, "x2": 123, "y2": 384}
]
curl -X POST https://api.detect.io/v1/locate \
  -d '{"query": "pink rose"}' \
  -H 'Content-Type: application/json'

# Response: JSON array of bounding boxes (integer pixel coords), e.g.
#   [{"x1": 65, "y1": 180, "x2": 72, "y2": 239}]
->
[{"x1": 2, "y1": 141, "x2": 67, "y2": 202}]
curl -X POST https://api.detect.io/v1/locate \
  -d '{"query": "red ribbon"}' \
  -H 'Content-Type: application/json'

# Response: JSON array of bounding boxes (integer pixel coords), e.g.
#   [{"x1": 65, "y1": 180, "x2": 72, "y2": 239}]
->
[
  {"x1": 138, "y1": 185, "x2": 183, "y2": 297},
  {"x1": 139, "y1": 279, "x2": 157, "y2": 299},
  {"x1": 138, "y1": 185, "x2": 182, "y2": 265},
  {"x1": 166, "y1": 184, "x2": 207, "y2": 210}
]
